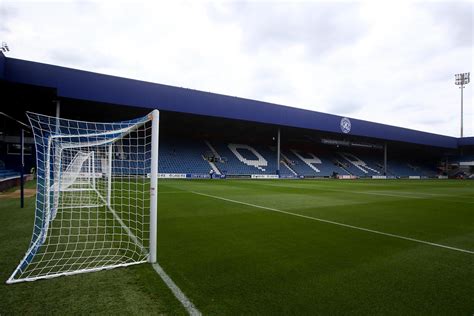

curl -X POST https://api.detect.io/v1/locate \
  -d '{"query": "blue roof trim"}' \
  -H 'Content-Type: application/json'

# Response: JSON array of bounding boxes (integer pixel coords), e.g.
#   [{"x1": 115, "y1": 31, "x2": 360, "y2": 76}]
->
[
  {"x1": 0, "y1": 52, "x2": 5, "y2": 80},
  {"x1": 458, "y1": 137, "x2": 474, "y2": 146},
  {"x1": 4, "y1": 57, "x2": 459, "y2": 148}
]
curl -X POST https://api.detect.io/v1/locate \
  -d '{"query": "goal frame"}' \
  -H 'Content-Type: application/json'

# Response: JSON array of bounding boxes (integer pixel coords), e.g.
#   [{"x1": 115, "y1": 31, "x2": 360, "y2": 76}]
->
[{"x1": 7, "y1": 109, "x2": 159, "y2": 284}]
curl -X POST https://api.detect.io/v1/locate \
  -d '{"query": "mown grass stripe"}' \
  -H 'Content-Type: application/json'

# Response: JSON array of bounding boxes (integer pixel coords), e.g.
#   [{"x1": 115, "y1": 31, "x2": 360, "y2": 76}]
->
[
  {"x1": 248, "y1": 181, "x2": 474, "y2": 204},
  {"x1": 191, "y1": 191, "x2": 474, "y2": 255}
]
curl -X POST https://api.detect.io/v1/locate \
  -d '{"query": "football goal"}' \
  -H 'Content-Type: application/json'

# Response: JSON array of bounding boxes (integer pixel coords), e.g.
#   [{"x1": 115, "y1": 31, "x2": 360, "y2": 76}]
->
[{"x1": 7, "y1": 110, "x2": 159, "y2": 283}]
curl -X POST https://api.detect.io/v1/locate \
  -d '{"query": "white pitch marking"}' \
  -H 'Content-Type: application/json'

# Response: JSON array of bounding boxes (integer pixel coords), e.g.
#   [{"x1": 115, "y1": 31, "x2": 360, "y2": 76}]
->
[
  {"x1": 159, "y1": 191, "x2": 189, "y2": 194},
  {"x1": 247, "y1": 181, "x2": 474, "y2": 204},
  {"x1": 152, "y1": 263, "x2": 201, "y2": 316},
  {"x1": 344, "y1": 190, "x2": 474, "y2": 204},
  {"x1": 360, "y1": 190, "x2": 474, "y2": 202},
  {"x1": 191, "y1": 191, "x2": 474, "y2": 255}
]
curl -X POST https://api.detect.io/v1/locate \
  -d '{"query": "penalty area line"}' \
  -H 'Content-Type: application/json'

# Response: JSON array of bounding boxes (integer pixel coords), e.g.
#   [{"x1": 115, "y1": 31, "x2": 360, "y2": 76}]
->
[
  {"x1": 191, "y1": 191, "x2": 474, "y2": 255},
  {"x1": 152, "y1": 263, "x2": 201, "y2": 316}
]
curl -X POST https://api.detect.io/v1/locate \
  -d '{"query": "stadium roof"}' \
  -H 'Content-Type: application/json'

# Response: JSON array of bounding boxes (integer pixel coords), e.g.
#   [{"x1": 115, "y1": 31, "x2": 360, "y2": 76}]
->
[{"x1": 1, "y1": 53, "x2": 471, "y2": 149}]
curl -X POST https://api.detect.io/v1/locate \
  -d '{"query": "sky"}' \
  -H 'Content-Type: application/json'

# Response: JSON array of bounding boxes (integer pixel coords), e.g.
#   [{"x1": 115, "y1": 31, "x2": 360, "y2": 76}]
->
[{"x1": 1, "y1": 0, "x2": 473, "y2": 137}]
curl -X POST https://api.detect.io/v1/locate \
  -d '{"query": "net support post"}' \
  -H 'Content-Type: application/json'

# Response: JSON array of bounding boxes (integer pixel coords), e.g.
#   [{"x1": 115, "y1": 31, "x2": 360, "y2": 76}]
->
[
  {"x1": 149, "y1": 109, "x2": 159, "y2": 263},
  {"x1": 20, "y1": 128, "x2": 24, "y2": 208},
  {"x1": 276, "y1": 128, "x2": 280, "y2": 176},
  {"x1": 91, "y1": 151, "x2": 96, "y2": 190},
  {"x1": 107, "y1": 144, "x2": 113, "y2": 207}
]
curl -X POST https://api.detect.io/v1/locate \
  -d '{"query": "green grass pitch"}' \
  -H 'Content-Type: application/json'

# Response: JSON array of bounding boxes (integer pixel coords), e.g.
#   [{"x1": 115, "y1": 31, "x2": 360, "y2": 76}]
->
[{"x1": 1, "y1": 179, "x2": 473, "y2": 314}]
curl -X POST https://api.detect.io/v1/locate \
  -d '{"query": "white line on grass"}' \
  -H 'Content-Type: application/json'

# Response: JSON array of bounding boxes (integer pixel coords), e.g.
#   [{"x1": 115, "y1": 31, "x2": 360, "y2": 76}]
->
[
  {"x1": 333, "y1": 189, "x2": 474, "y2": 204},
  {"x1": 159, "y1": 191, "x2": 190, "y2": 194},
  {"x1": 191, "y1": 191, "x2": 474, "y2": 255},
  {"x1": 152, "y1": 263, "x2": 202, "y2": 316},
  {"x1": 360, "y1": 190, "x2": 474, "y2": 203},
  {"x1": 249, "y1": 181, "x2": 474, "y2": 204}
]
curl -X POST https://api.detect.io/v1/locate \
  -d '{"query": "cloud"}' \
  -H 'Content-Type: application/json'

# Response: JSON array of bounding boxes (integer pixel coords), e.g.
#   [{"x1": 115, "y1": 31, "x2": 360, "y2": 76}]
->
[
  {"x1": 208, "y1": 2, "x2": 368, "y2": 58},
  {"x1": 424, "y1": 1, "x2": 473, "y2": 48},
  {"x1": 326, "y1": 100, "x2": 363, "y2": 116},
  {"x1": 48, "y1": 49, "x2": 117, "y2": 69},
  {"x1": 0, "y1": 5, "x2": 17, "y2": 33}
]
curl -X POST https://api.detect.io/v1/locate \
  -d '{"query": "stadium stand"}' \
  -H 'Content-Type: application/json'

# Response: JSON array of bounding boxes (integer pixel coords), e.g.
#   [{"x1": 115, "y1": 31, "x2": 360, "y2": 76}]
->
[
  {"x1": 212, "y1": 142, "x2": 281, "y2": 175},
  {"x1": 0, "y1": 160, "x2": 19, "y2": 180},
  {"x1": 84, "y1": 136, "x2": 443, "y2": 179},
  {"x1": 458, "y1": 154, "x2": 474, "y2": 162},
  {"x1": 409, "y1": 162, "x2": 438, "y2": 177},
  {"x1": 159, "y1": 138, "x2": 211, "y2": 175},
  {"x1": 149, "y1": 138, "x2": 444, "y2": 178},
  {"x1": 384, "y1": 161, "x2": 421, "y2": 177},
  {"x1": 354, "y1": 154, "x2": 385, "y2": 174},
  {"x1": 1, "y1": 54, "x2": 469, "y2": 183},
  {"x1": 0, "y1": 160, "x2": 22, "y2": 191},
  {"x1": 337, "y1": 152, "x2": 380, "y2": 177},
  {"x1": 283, "y1": 150, "x2": 342, "y2": 177},
  {"x1": 0, "y1": 166, "x2": 19, "y2": 180}
]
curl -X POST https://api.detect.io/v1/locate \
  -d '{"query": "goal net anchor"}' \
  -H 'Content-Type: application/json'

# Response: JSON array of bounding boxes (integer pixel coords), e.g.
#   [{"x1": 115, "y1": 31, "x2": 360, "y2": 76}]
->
[{"x1": 7, "y1": 110, "x2": 159, "y2": 284}]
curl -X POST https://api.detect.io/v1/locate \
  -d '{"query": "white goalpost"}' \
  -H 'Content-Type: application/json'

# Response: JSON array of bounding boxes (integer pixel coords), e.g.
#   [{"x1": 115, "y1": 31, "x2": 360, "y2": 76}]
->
[{"x1": 7, "y1": 110, "x2": 160, "y2": 284}]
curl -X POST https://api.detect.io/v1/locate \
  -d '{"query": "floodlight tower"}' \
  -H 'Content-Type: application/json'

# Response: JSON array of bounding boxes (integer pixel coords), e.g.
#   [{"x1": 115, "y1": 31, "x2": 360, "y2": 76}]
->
[{"x1": 455, "y1": 72, "x2": 470, "y2": 137}]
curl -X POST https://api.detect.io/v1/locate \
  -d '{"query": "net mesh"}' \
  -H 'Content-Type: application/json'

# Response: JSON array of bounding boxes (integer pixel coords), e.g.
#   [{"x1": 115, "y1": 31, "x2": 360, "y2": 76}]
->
[{"x1": 8, "y1": 112, "x2": 155, "y2": 283}]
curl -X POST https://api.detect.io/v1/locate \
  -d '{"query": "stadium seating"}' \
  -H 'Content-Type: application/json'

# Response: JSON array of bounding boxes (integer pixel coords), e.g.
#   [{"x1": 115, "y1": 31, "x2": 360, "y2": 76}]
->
[
  {"x1": 159, "y1": 138, "x2": 212, "y2": 175},
  {"x1": 384, "y1": 161, "x2": 421, "y2": 177},
  {"x1": 106, "y1": 137, "x2": 441, "y2": 178},
  {"x1": 409, "y1": 162, "x2": 438, "y2": 177},
  {"x1": 456, "y1": 154, "x2": 474, "y2": 163},
  {"x1": 211, "y1": 142, "x2": 292, "y2": 176},
  {"x1": 0, "y1": 160, "x2": 20, "y2": 181},
  {"x1": 337, "y1": 153, "x2": 380, "y2": 177},
  {"x1": 0, "y1": 167, "x2": 19, "y2": 180},
  {"x1": 283, "y1": 150, "x2": 343, "y2": 176}
]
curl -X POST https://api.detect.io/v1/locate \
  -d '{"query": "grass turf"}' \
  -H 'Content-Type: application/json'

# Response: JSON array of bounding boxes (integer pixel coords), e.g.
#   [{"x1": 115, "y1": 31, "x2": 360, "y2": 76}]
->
[
  {"x1": 1, "y1": 179, "x2": 473, "y2": 314},
  {"x1": 0, "y1": 180, "x2": 185, "y2": 315}
]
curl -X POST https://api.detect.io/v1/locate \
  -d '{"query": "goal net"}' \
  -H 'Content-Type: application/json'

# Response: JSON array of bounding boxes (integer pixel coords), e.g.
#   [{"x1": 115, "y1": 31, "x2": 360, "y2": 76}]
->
[{"x1": 7, "y1": 110, "x2": 159, "y2": 283}]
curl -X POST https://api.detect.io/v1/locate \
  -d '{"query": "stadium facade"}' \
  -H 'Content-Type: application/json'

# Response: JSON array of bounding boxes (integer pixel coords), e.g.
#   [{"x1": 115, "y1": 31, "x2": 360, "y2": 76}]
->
[{"x1": 1, "y1": 52, "x2": 473, "y2": 180}]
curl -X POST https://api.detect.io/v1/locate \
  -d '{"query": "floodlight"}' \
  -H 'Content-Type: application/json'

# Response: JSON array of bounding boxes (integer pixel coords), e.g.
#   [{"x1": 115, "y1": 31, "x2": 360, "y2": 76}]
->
[{"x1": 455, "y1": 72, "x2": 471, "y2": 137}]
